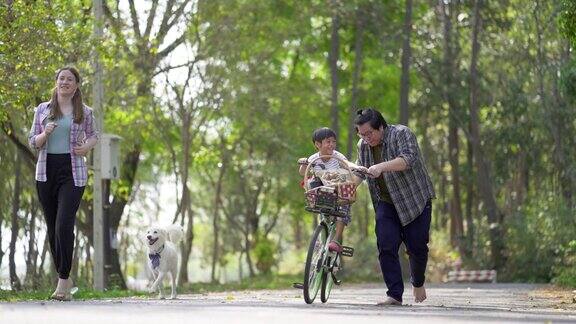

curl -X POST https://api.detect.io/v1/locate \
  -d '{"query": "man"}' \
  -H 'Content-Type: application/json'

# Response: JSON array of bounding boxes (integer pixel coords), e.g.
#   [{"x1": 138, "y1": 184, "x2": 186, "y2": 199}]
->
[{"x1": 353, "y1": 108, "x2": 435, "y2": 305}]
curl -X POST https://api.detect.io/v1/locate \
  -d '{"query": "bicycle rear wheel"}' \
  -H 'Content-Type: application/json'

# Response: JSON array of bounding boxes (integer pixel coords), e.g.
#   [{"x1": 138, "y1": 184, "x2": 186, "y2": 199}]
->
[
  {"x1": 303, "y1": 223, "x2": 328, "y2": 304},
  {"x1": 320, "y1": 254, "x2": 339, "y2": 303}
]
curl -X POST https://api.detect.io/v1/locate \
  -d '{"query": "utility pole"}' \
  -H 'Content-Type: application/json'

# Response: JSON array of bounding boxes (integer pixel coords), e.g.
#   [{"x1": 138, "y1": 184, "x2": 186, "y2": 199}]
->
[{"x1": 92, "y1": 0, "x2": 105, "y2": 291}]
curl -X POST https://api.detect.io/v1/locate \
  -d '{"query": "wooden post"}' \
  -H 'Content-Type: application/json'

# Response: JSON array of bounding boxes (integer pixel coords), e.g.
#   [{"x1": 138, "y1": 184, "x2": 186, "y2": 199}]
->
[{"x1": 92, "y1": 0, "x2": 105, "y2": 291}]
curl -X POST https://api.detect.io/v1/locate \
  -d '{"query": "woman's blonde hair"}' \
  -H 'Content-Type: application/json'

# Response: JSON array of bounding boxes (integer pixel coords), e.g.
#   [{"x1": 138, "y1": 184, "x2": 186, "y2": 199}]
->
[{"x1": 49, "y1": 66, "x2": 84, "y2": 123}]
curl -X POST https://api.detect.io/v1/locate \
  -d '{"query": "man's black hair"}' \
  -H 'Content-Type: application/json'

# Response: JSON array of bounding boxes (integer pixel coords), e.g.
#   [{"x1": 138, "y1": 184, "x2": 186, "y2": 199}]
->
[
  {"x1": 353, "y1": 108, "x2": 387, "y2": 130},
  {"x1": 312, "y1": 127, "x2": 337, "y2": 144}
]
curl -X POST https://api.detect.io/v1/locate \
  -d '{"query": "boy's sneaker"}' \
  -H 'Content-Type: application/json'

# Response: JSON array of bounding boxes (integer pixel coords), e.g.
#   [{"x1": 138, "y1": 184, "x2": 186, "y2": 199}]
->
[{"x1": 328, "y1": 240, "x2": 343, "y2": 253}]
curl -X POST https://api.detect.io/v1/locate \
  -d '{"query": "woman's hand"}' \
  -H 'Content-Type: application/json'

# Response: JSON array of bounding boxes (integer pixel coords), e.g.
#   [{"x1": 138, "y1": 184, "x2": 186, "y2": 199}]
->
[
  {"x1": 73, "y1": 143, "x2": 92, "y2": 156},
  {"x1": 43, "y1": 122, "x2": 58, "y2": 136}
]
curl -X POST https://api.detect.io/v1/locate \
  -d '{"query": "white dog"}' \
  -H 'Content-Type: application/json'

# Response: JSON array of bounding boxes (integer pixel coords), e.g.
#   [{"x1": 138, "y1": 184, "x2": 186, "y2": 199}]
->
[{"x1": 144, "y1": 224, "x2": 184, "y2": 299}]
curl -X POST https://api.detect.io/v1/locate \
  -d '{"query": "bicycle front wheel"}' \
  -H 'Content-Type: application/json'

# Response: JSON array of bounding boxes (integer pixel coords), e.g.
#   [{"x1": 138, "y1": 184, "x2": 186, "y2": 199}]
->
[
  {"x1": 320, "y1": 254, "x2": 340, "y2": 303},
  {"x1": 303, "y1": 223, "x2": 328, "y2": 304}
]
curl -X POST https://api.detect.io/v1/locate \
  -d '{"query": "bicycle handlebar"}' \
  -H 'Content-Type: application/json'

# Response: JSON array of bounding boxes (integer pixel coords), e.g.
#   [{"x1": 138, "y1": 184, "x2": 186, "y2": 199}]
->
[
  {"x1": 302, "y1": 155, "x2": 354, "y2": 190},
  {"x1": 351, "y1": 168, "x2": 371, "y2": 177}
]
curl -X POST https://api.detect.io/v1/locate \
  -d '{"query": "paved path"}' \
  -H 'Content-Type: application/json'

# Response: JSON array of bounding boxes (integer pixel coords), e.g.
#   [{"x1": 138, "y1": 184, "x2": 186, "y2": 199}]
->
[{"x1": 1, "y1": 283, "x2": 575, "y2": 323}]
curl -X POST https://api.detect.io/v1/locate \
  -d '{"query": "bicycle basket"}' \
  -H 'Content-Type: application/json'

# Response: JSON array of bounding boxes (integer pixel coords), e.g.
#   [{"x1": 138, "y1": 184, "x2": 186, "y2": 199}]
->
[
  {"x1": 336, "y1": 182, "x2": 357, "y2": 205},
  {"x1": 302, "y1": 154, "x2": 361, "y2": 209},
  {"x1": 305, "y1": 186, "x2": 339, "y2": 211}
]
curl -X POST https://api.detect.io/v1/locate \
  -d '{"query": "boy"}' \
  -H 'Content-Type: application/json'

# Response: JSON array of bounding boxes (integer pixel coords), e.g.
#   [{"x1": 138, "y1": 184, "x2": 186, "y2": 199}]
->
[{"x1": 298, "y1": 127, "x2": 361, "y2": 253}]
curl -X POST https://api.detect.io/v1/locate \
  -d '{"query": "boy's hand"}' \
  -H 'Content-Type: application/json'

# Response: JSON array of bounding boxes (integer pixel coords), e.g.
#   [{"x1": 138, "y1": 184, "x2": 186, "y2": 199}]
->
[{"x1": 297, "y1": 158, "x2": 309, "y2": 165}]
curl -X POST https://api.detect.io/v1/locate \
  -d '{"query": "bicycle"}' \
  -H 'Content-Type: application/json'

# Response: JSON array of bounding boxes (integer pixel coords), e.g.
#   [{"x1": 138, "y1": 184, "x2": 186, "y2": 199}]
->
[{"x1": 295, "y1": 155, "x2": 359, "y2": 304}]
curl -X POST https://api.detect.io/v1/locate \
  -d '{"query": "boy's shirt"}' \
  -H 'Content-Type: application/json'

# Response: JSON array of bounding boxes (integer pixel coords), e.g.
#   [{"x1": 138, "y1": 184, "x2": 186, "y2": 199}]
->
[{"x1": 307, "y1": 150, "x2": 348, "y2": 173}]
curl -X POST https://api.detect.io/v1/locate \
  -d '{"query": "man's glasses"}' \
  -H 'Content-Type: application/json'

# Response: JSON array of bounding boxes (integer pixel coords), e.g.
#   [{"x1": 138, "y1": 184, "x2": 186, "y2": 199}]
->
[{"x1": 358, "y1": 129, "x2": 376, "y2": 139}]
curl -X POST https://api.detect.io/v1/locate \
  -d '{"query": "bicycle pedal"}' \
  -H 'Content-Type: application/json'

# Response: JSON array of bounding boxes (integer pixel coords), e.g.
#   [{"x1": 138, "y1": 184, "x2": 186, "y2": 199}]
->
[
  {"x1": 292, "y1": 282, "x2": 304, "y2": 290},
  {"x1": 331, "y1": 273, "x2": 342, "y2": 285},
  {"x1": 341, "y1": 246, "x2": 354, "y2": 257}
]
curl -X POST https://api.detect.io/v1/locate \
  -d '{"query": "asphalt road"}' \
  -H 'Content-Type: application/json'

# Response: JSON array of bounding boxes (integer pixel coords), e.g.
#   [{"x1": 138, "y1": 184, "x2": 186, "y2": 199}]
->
[{"x1": 1, "y1": 283, "x2": 575, "y2": 323}]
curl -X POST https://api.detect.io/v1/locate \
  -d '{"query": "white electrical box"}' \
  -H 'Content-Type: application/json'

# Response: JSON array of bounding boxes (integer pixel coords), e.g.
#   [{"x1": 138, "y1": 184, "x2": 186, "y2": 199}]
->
[{"x1": 100, "y1": 134, "x2": 122, "y2": 179}]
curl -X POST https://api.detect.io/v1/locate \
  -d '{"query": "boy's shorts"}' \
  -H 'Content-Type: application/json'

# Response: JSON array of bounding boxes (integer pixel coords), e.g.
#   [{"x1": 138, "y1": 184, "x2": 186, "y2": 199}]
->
[{"x1": 338, "y1": 205, "x2": 351, "y2": 225}]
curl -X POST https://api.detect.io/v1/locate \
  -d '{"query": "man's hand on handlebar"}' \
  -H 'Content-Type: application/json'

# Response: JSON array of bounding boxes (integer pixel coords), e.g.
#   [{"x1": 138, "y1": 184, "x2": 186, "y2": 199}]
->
[
  {"x1": 298, "y1": 158, "x2": 309, "y2": 165},
  {"x1": 350, "y1": 165, "x2": 374, "y2": 177}
]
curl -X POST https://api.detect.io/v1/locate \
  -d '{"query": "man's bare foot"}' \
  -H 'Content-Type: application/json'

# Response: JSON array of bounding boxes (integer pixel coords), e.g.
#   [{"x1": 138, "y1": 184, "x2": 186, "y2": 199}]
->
[
  {"x1": 376, "y1": 296, "x2": 402, "y2": 306},
  {"x1": 413, "y1": 285, "x2": 427, "y2": 303}
]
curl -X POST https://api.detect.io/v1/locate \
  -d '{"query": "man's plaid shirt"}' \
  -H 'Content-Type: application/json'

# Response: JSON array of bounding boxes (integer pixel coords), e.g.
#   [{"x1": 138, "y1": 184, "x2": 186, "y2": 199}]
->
[{"x1": 357, "y1": 124, "x2": 435, "y2": 226}]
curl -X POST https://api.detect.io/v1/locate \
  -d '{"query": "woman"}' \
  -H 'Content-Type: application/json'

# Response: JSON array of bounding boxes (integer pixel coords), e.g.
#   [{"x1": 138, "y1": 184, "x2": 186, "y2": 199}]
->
[{"x1": 28, "y1": 67, "x2": 99, "y2": 300}]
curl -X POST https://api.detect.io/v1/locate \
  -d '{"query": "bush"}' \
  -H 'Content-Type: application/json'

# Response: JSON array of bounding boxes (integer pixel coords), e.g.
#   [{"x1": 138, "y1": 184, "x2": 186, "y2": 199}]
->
[
  {"x1": 503, "y1": 195, "x2": 575, "y2": 283},
  {"x1": 253, "y1": 235, "x2": 278, "y2": 275},
  {"x1": 552, "y1": 240, "x2": 576, "y2": 288}
]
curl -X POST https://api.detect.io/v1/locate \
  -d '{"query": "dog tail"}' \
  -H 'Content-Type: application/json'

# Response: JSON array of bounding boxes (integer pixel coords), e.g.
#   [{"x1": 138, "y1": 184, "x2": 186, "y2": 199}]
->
[{"x1": 166, "y1": 224, "x2": 185, "y2": 244}]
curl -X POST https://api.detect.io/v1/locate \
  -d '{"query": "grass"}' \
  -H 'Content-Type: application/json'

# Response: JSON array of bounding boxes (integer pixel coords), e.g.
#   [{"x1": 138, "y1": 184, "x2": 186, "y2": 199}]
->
[
  {"x1": 180, "y1": 273, "x2": 304, "y2": 293},
  {"x1": 0, "y1": 288, "x2": 147, "y2": 302},
  {"x1": 1, "y1": 273, "x2": 382, "y2": 302},
  {"x1": 0, "y1": 273, "x2": 304, "y2": 302}
]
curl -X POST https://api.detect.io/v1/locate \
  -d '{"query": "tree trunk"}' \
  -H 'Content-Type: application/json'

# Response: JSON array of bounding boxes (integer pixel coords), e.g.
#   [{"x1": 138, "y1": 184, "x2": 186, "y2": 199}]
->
[
  {"x1": 329, "y1": 0, "x2": 340, "y2": 136},
  {"x1": 9, "y1": 151, "x2": 22, "y2": 291},
  {"x1": 399, "y1": 0, "x2": 413, "y2": 126},
  {"x1": 448, "y1": 125, "x2": 464, "y2": 251},
  {"x1": 238, "y1": 250, "x2": 244, "y2": 281},
  {"x1": 108, "y1": 248, "x2": 126, "y2": 288},
  {"x1": 39, "y1": 233, "x2": 49, "y2": 280},
  {"x1": 239, "y1": 156, "x2": 268, "y2": 277},
  {"x1": 438, "y1": 159, "x2": 449, "y2": 228},
  {"x1": 347, "y1": 6, "x2": 365, "y2": 158},
  {"x1": 534, "y1": 0, "x2": 573, "y2": 205},
  {"x1": 210, "y1": 155, "x2": 227, "y2": 283},
  {"x1": 210, "y1": 195, "x2": 221, "y2": 283},
  {"x1": 469, "y1": 0, "x2": 504, "y2": 269},
  {"x1": 362, "y1": 194, "x2": 370, "y2": 237},
  {"x1": 72, "y1": 227, "x2": 80, "y2": 280},
  {"x1": 245, "y1": 235, "x2": 255, "y2": 277},
  {"x1": 25, "y1": 204, "x2": 39, "y2": 288},
  {"x1": 440, "y1": 0, "x2": 465, "y2": 255},
  {"x1": 83, "y1": 240, "x2": 92, "y2": 284},
  {"x1": 178, "y1": 110, "x2": 196, "y2": 285},
  {"x1": 293, "y1": 217, "x2": 303, "y2": 250},
  {"x1": 465, "y1": 131, "x2": 475, "y2": 258},
  {"x1": 0, "y1": 208, "x2": 4, "y2": 270},
  {"x1": 178, "y1": 202, "x2": 194, "y2": 285}
]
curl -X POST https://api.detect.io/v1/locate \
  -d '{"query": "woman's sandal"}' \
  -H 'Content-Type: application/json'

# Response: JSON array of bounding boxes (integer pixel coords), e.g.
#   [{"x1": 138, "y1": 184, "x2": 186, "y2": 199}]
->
[{"x1": 51, "y1": 279, "x2": 77, "y2": 301}]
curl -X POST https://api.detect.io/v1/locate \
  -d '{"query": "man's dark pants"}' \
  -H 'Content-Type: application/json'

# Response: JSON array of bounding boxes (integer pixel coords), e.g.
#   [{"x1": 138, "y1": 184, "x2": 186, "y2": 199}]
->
[{"x1": 375, "y1": 200, "x2": 431, "y2": 302}]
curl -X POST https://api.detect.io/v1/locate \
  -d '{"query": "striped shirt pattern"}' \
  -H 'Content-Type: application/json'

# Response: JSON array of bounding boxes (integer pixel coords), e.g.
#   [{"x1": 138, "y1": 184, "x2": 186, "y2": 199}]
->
[
  {"x1": 357, "y1": 124, "x2": 435, "y2": 226},
  {"x1": 28, "y1": 102, "x2": 99, "y2": 187},
  {"x1": 307, "y1": 150, "x2": 348, "y2": 172}
]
